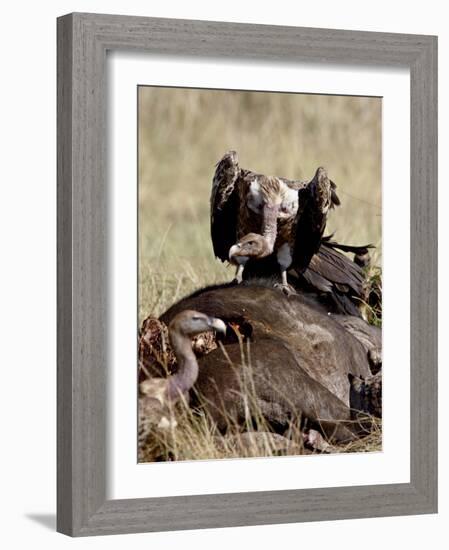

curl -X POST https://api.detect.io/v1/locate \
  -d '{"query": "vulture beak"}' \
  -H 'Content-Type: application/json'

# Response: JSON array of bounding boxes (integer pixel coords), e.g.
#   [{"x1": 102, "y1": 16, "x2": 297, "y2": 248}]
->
[
  {"x1": 229, "y1": 243, "x2": 249, "y2": 265},
  {"x1": 208, "y1": 317, "x2": 227, "y2": 335},
  {"x1": 229, "y1": 243, "x2": 240, "y2": 261}
]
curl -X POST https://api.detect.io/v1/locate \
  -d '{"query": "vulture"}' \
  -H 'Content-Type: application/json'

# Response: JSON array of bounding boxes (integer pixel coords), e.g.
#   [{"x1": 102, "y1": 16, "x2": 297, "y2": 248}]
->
[
  {"x1": 159, "y1": 281, "x2": 381, "y2": 445},
  {"x1": 138, "y1": 310, "x2": 226, "y2": 449},
  {"x1": 210, "y1": 150, "x2": 340, "y2": 292}
]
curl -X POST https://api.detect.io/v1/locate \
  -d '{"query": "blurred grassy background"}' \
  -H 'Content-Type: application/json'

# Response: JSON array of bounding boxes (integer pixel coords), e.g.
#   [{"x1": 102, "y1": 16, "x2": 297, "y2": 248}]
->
[{"x1": 139, "y1": 86, "x2": 381, "y2": 322}]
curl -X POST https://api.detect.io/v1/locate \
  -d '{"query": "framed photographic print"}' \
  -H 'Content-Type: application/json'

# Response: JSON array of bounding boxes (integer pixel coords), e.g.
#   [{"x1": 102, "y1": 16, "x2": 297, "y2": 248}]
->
[
  {"x1": 57, "y1": 13, "x2": 437, "y2": 536},
  {"x1": 136, "y1": 85, "x2": 383, "y2": 465}
]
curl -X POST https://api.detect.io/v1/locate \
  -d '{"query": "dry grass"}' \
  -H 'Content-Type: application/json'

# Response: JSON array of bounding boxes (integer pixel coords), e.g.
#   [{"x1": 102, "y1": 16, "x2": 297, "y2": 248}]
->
[
  {"x1": 139, "y1": 338, "x2": 382, "y2": 462},
  {"x1": 138, "y1": 86, "x2": 382, "y2": 460},
  {"x1": 139, "y1": 399, "x2": 382, "y2": 463}
]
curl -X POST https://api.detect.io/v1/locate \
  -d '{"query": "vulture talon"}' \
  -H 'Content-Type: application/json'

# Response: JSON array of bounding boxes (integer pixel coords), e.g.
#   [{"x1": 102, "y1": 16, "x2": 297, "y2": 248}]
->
[{"x1": 273, "y1": 282, "x2": 297, "y2": 296}]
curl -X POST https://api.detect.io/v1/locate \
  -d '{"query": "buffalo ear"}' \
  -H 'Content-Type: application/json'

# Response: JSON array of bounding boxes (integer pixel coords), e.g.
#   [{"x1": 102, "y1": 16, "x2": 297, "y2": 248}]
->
[{"x1": 347, "y1": 373, "x2": 355, "y2": 384}]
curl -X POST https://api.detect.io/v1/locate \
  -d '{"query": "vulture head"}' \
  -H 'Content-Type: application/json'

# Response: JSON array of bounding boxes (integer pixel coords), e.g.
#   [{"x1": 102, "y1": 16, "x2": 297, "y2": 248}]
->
[
  {"x1": 169, "y1": 309, "x2": 227, "y2": 339},
  {"x1": 228, "y1": 233, "x2": 272, "y2": 265}
]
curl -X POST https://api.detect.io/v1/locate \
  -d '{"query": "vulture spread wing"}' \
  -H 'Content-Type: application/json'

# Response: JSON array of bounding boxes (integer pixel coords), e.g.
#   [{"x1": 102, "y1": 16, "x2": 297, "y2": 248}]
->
[
  {"x1": 210, "y1": 151, "x2": 241, "y2": 261},
  {"x1": 292, "y1": 167, "x2": 341, "y2": 273}
]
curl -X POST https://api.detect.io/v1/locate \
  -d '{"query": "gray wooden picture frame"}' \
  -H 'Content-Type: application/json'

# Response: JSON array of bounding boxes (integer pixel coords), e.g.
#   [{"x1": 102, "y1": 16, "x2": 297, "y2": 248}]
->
[{"x1": 57, "y1": 12, "x2": 438, "y2": 537}]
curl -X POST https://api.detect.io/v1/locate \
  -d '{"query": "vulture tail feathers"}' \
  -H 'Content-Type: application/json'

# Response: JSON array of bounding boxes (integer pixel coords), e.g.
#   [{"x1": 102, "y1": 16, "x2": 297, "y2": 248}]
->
[
  {"x1": 292, "y1": 168, "x2": 338, "y2": 273},
  {"x1": 322, "y1": 237, "x2": 375, "y2": 268},
  {"x1": 322, "y1": 238, "x2": 374, "y2": 255}
]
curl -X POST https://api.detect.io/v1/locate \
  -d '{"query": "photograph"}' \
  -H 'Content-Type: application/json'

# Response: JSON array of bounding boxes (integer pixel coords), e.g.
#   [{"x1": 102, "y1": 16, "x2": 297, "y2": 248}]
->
[{"x1": 137, "y1": 85, "x2": 382, "y2": 463}]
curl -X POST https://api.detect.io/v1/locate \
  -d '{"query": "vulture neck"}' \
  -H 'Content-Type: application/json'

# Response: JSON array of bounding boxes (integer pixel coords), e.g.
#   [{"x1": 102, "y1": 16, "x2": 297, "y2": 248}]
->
[
  {"x1": 166, "y1": 330, "x2": 198, "y2": 401},
  {"x1": 261, "y1": 204, "x2": 279, "y2": 255}
]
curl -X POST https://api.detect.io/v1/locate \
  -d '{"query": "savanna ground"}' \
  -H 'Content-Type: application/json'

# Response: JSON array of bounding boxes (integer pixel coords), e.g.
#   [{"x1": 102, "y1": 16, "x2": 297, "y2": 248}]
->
[{"x1": 138, "y1": 87, "x2": 382, "y2": 461}]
